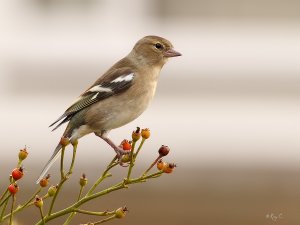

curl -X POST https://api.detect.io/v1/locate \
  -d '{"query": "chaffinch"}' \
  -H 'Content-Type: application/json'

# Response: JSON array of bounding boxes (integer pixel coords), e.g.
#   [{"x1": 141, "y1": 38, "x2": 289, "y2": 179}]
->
[{"x1": 36, "y1": 35, "x2": 181, "y2": 183}]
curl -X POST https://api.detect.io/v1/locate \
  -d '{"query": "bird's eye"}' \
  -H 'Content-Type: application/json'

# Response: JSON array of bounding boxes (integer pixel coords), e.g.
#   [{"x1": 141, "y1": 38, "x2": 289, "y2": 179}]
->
[{"x1": 155, "y1": 43, "x2": 163, "y2": 49}]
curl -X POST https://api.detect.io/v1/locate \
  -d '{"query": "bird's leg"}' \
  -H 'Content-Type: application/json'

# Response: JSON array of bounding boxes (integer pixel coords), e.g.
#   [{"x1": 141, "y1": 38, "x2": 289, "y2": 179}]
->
[{"x1": 95, "y1": 131, "x2": 129, "y2": 159}]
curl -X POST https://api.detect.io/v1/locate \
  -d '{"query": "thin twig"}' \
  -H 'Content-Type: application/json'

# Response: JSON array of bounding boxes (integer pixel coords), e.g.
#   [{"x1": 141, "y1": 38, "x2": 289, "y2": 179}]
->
[
  {"x1": 126, "y1": 141, "x2": 137, "y2": 181},
  {"x1": 36, "y1": 171, "x2": 164, "y2": 225},
  {"x1": 0, "y1": 189, "x2": 9, "y2": 205},
  {"x1": 60, "y1": 147, "x2": 65, "y2": 179},
  {"x1": 63, "y1": 184, "x2": 84, "y2": 225},
  {"x1": 74, "y1": 209, "x2": 115, "y2": 216},
  {"x1": 134, "y1": 138, "x2": 146, "y2": 159},
  {"x1": 143, "y1": 155, "x2": 162, "y2": 176},
  {"x1": 88, "y1": 215, "x2": 116, "y2": 225},
  {"x1": 48, "y1": 146, "x2": 66, "y2": 216},
  {"x1": 1, "y1": 192, "x2": 50, "y2": 222},
  {"x1": 0, "y1": 196, "x2": 9, "y2": 221},
  {"x1": 39, "y1": 207, "x2": 45, "y2": 225},
  {"x1": 48, "y1": 142, "x2": 77, "y2": 216},
  {"x1": 86, "y1": 156, "x2": 118, "y2": 196},
  {"x1": 9, "y1": 195, "x2": 15, "y2": 225}
]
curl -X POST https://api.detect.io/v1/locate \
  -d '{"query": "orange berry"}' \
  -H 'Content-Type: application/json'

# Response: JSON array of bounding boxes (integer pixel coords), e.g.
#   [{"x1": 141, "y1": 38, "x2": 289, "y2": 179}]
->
[
  {"x1": 141, "y1": 128, "x2": 150, "y2": 139},
  {"x1": 39, "y1": 174, "x2": 50, "y2": 187},
  {"x1": 163, "y1": 163, "x2": 176, "y2": 174},
  {"x1": 157, "y1": 159, "x2": 167, "y2": 171}
]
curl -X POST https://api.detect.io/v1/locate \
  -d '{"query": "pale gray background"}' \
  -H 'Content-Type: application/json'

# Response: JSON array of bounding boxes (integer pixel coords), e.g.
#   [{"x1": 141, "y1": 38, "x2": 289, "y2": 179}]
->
[{"x1": 0, "y1": 1, "x2": 300, "y2": 225}]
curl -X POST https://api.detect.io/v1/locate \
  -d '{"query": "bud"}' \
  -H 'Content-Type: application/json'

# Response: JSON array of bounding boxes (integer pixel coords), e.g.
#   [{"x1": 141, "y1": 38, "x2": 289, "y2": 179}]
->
[
  {"x1": 79, "y1": 173, "x2": 88, "y2": 187},
  {"x1": 163, "y1": 163, "x2": 176, "y2": 174},
  {"x1": 132, "y1": 127, "x2": 141, "y2": 142},
  {"x1": 18, "y1": 146, "x2": 28, "y2": 161},
  {"x1": 34, "y1": 196, "x2": 43, "y2": 208},
  {"x1": 8, "y1": 183, "x2": 19, "y2": 195},
  {"x1": 121, "y1": 154, "x2": 130, "y2": 163},
  {"x1": 115, "y1": 206, "x2": 128, "y2": 218},
  {"x1": 158, "y1": 145, "x2": 170, "y2": 157},
  {"x1": 141, "y1": 128, "x2": 150, "y2": 139},
  {"x1": 48, "y1": 185, "x2": 58, "y2": 197},
  {"x1": 39, "y1": 174, "x2": 50, "y2": 188},
  {"x1": 60, "y1": 137, "x2": 70, "y2": 147}
]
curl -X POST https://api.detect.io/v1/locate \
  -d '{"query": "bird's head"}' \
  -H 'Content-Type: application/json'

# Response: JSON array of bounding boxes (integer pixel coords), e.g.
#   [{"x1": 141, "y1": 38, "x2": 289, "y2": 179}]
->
[{"x1": 131, "y1": 35, "x2": 181, "y2": 67}]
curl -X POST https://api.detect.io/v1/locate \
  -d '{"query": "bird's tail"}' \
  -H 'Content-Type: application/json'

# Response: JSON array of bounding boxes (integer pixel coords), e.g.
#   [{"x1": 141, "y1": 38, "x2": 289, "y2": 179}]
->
[{"x1": 36, "y1": 143, "x2": 62, "y2": 184}]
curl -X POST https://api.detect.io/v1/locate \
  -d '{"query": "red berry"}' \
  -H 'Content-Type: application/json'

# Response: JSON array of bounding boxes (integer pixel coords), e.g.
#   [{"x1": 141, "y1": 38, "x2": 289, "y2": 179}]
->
[
  {"x1": 121, "y1": 139, "x2": 132, "y2": 151},
  {"x1": 8, "y1": 183, "x2": 19, "y2": 195},
  {"x1": 12, "y1": 167, "x2": 24, "y2": 180},
  {"x1": 158, "y1": 145, "x2": 170, "y2": 157}
]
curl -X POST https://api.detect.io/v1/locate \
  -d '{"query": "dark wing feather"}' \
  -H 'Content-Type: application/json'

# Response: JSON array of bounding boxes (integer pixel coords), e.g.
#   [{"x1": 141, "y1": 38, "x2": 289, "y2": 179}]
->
[{"x1": 49, "y1": 70, "x2": 135, "y2": 130}]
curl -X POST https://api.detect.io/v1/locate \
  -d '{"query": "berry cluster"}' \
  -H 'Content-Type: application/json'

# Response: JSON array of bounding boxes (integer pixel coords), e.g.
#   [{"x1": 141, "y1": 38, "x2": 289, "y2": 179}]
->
[{"x1": 0, "y1": 127, "x2": 176, "y2": 225}]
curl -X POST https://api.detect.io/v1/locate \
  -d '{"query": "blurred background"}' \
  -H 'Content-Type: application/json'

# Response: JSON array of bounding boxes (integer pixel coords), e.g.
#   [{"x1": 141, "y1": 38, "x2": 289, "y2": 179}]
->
[{"x1": 1, "y1": 0, "x2": 300, "y2": 224}]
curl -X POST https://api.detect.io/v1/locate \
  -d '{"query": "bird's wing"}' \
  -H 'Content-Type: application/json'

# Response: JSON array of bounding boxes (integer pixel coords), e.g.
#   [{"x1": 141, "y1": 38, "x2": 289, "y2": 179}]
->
[{"x1": 49, "y1": 69, "x2": 135, "y2": 130}]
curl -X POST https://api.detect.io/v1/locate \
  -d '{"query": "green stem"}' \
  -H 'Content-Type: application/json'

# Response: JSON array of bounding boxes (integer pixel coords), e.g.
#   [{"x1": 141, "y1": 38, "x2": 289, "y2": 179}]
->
[
  {"x1": 126, "y1": 141, "x2": 137, "y2": 181},
  {"x1": 67, "y1": 142, "x2": 78, "y2": 177},
  {"x1": 134, "y1": 138, "x2": 146, "y2": 159},
  {"x1": 0, "y1": 196, "x2": 9, "y2": 221},
  {"x1": 39, "y1": 207, "x2": 45, "y2": 225},
  {"x1": 17, "y1": 159, "x2": 22, "y2": 168},
  {"x1": 63, "y1": 184, "x2": 84, "y2": 225},
  {"x1": 0, "y1": 194, "x2": 10, "y2": 208},
  {"x1": 9, "y1": 195, "x2": 15, "y2": 225},
  {"x1": 0, "y1": 189, "x2": 9, "y2": 204},
  {"x1": 73, "y1": 209, "x2": 115, "y2": 216},
  {"x1": 143, "y1": 155, "x2": 162, "y2": 176},
  {"x1": 48, "y1": 145, "x2": 66, "y2": 216},
  {"x1": 92, "y1": 215, "x2": 116, "y2": 224},
  {"x1": 35, "y1": 171, "x2": 163, "y2": 225},
  {"x1": 25, "y1": 188, "x2": 42, "y2": 208},
  {"x1": 64, "y1": 156, "x2": 116, "y2": 225},
  {"x1": 60, "y1": 146, "x2": 65, "y2": 179},
  {"x1": 1, "y1": 193, "x2": 49, "y2": 222},
  {"x1": 86, "y1": 156, "x2": 118, "y2": 196},
  {"x1": 48, "y1": 143, "x2": 77, "y2": 216},
  {"x1": 4, "y1": 187, "x2": 42, "y2": 223}
]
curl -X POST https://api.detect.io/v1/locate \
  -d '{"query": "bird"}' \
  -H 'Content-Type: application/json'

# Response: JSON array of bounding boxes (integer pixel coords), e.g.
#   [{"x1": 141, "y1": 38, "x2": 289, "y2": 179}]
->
[{"x1": 36, "y1": 35, "x2": 181, "y2": 183}]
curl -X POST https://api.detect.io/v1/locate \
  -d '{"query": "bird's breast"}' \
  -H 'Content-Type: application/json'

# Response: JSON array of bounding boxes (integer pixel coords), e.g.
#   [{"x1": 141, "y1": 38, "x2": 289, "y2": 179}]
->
[{"x1": 86, "y1": 73, "x2": 159, "y2": 131}]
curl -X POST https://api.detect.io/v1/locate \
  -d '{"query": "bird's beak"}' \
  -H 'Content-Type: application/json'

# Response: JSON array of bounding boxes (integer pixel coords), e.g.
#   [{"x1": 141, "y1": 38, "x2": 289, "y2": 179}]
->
[{"x1": 164, "y1": 49, "x2": 182, "y2": 57}]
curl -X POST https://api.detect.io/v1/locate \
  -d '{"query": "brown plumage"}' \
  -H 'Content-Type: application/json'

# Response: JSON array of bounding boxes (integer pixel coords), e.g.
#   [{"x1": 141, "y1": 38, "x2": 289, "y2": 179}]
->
[{"x1": 37, "y1": 35, "x2": 181, "y2": 183}]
